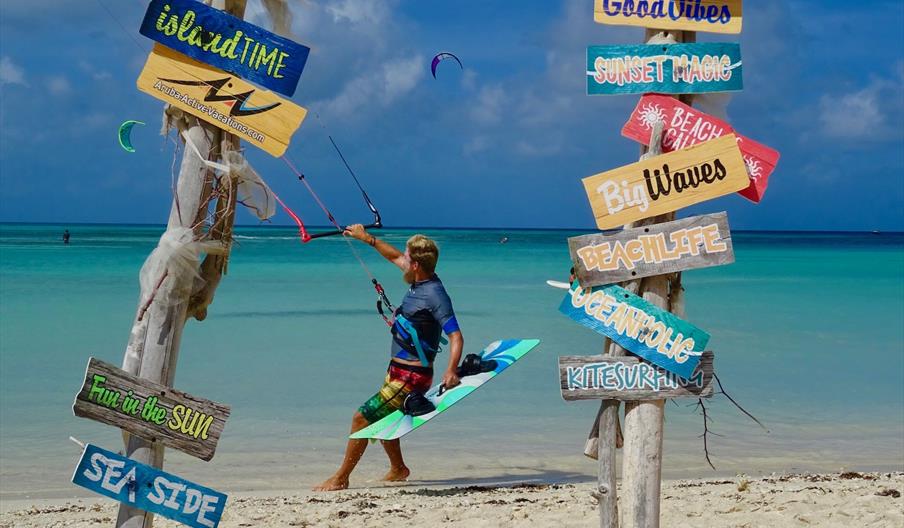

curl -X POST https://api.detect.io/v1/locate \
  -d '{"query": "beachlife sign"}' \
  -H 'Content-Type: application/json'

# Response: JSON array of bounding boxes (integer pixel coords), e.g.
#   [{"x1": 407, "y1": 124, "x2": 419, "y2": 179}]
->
[
  {"x1": 72, "y1": 443, "x2": 227, "y2": 528},
  {"x1": 594, "y1": 0, "x2": 742, "y2": 35},
  {"x1": 558, "y1": 352, "x2": 714, "y2": 401},
  {"x1": 623, "y1": 94, "x2": 781, "y2": 203},
  {"x1": 582, "y1": 134, "x2": 748, "y2": 230},
  {"x1": 73, "y1": 357, "x2": 230, "y2": 461},
  {"x1": 140, "y1": 0, "x2": 310, "y2": 97},
  {"x1": 137, "y1": 44, "x2": 307, "y2": 157},
  {"x1": 587, "y1": 43, "x2": 742, "y2": 95},
  {"x1": 559, "y1": 282, "x2": 709, "y2": 379},
  {"x1": 569, "y1": 212, "x2": 734, "y2": 287}
]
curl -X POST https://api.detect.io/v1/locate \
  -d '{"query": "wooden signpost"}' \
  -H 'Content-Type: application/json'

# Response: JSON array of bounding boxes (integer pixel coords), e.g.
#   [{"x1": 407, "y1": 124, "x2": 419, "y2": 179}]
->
[
  {"x1": 623, "y1": 94, "x2": 780, "y2": 202},
  {"x1": 569, "y1": 212, "x2": 734, "y2": 287},
  {"x1": 559, "y1": 283, "x2": 710, "y2": 379},
  {"x1": 582, "y1": 134, "x2": 748, "y2": 230},
  {"x1": 587, "y1": 43, "x2": 742, "y2": 95},
  {"x1": 594, "y1": 0, "x2": 743, "y2": 34},
  {"x1": 559, "y1": 352, "x2": 714, "y2": 400},
  {"x1": 136, "y1": 43, "x2": 307, "y2": 157},
  {"x1": 72, "y1": 443, "x2": 227, "y2": 528},
  {"x1": 73, "y1": 358, "x2": 230, "y2": 462},
  {"x1": 140, "y1": 0, "x2": 310, "y2": 96}
]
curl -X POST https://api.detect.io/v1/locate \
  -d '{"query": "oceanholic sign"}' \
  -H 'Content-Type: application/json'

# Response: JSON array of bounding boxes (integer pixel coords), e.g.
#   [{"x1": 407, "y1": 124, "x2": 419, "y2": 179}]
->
[{"x1": 594, "y1": 0, "x2": 742, "y2": 34}]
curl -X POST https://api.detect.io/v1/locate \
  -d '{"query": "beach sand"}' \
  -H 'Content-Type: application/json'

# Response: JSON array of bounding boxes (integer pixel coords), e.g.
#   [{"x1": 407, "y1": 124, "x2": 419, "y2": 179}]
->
[{"x1": 1, "y1": 471, "x2": 900, "y2": 527}]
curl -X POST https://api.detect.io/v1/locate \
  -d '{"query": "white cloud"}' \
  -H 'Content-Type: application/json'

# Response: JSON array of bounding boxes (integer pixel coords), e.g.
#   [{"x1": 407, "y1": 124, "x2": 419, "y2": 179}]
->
[
  {"x1": 470, "y1": 85, "x2": 505, "y2": 126},
  {"x1": 819, "y1": 71, "x2": 904, "y2": 141},
  {"x1": 0, "y1": 56, "x2": 27, "y2": 86},
  {"x1": 78, "y1": 60, "x2": 112, "y2": 81},
  {"x1": 325, "y1": 0, "x2": 392, "y2": 25},
  {"x1": 314, "y1": 55, "x2": 423, "y2": 118},
  {"x1": 48, "y1": 76, "x2": 71, "y2": 96}
]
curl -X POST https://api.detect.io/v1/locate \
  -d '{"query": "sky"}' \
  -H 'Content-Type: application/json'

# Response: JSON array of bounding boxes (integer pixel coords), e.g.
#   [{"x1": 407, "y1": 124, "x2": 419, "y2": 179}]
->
[{"x1": 0, "y1": 0, "x2": 902, "y2": 231}]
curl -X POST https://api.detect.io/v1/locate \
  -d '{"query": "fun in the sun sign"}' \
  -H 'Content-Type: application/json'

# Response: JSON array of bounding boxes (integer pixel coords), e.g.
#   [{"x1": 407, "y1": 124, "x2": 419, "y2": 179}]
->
[
  {"x1": 559, "y1": 283, "x2": 710, "y2": 379},
  {"x1": 72, "y1": 443, "x2": 227, "y2": 528},
  {"x1": 587, "y1": 43, "x2": 742, "y2": 95},
  {"x1": 139, "y1": 0, "x2": 310, "y2": 97},
  {"x1": 594, "y1": 0, "x2": 743, "y2": 34},
  {"x1": 582, "y1": 134, "x2": 748, "y2": 230}
]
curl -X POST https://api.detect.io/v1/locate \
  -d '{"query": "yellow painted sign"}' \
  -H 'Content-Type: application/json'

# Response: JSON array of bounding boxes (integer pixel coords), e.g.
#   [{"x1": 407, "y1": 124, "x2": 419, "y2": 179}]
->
[
  {"x1": 582, "y1": 134, "x2": 748, "y2": 230},
  {"x1": 136, "y1": 44, "x2": 306, "y2": 157},
  {"x1": 594, "y1": 0, "x2": 743, "y2": 35}
]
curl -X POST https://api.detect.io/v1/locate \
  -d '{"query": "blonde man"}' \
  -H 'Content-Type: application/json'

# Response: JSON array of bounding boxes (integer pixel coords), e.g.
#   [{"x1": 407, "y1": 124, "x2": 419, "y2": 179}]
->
[{"x1": 314, "y1": 225, "x2": 464, "y2": 491}]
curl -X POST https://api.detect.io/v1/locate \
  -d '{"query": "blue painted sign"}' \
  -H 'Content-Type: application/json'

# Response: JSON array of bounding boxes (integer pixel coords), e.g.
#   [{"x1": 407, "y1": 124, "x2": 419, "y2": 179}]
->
[
  {"x1": 140, "y1": 0, "x2": 310, "y2": 97},
  {"x1": 587, "y1": 43, "x2": 742, "y2": 95},
  {"x1": 72, "y1": 444, "x2": 227, "y2": 528},
  {"x1": 558, "y1": 282, "x2": 709, "y2": 379}
]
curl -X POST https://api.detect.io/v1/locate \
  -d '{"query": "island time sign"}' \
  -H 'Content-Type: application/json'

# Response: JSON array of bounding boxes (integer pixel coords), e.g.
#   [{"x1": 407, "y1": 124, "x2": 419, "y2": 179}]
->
[
  {"x1": 594, "y1": 0, "x2": 743, "y2": 34},
  {"x1": 587, "y1": 43, "x2": 742, "y2": 95},
  {"x1": 582, "y1": 134, "x2": 748, "y2": 230},
  {"x1": 140, "y1": 0, "x2": 310, "y2": 96}
]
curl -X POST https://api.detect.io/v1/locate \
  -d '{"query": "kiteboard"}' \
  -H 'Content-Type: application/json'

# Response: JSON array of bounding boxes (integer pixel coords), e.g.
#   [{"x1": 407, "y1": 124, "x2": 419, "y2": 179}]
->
[
  {"x1": 350, "y1": 338, "x2": 541, "y2": 440},
  {"x1": 546, "y1": 280, "x2": 570, "y2": 290}
]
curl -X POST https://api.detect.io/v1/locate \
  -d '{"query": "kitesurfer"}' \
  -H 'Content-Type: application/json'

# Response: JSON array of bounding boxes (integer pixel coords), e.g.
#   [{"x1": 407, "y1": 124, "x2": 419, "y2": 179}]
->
[
  {"x1": 313, "y1": 225, "x2": 464, "y2": 492},
  {"x1": 63, "y1": 229, "x2": 70, "y2": 245}
]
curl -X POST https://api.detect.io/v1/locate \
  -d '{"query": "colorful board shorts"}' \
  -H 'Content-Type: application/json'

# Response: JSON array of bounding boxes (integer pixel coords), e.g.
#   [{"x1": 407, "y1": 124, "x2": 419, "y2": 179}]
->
[{"x1": 359, "y1": 362, "x2": 433, "y2": 424}]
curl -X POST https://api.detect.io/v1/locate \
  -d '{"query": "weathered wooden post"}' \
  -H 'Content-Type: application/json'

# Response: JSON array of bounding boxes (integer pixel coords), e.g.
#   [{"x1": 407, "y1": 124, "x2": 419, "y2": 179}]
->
[{"x1": 116, "y1": 2, "x2": 246, "y2": 526}]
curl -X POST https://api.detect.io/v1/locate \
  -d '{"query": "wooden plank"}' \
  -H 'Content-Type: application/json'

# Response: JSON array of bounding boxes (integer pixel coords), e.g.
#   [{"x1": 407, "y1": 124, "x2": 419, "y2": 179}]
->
[
  {"x1": 559, "y1": 352, "x2": 714, "y2": 401},
  {"x1": 569, "y1": 212, "x2": 734, "y2": 287},
  {"x1": 558, "y1": 283, "x2": 709, "y2": 379},
  {"x1": 72, "y1": 443, "x2": 227, "y2": 528},
  {"x1": 139, "y1": 0, "x2": 309, "y2": 96},
  {"x1": 136, "y1": 44, "x2": 307, "y2": 157},
  {"x1": 582, "y1": 134, "x2": 748, "y2": 230},
  {"x1": 73, "y1": 358, "x2": 230, "y2": 462},
  {"x1": 623, "y1": 94, "x2": 781, "y2": 203},
  {"x1": 594, "y1": 0, "x2": 742, "y2": 34},
  {"x1": 587, "y1": 43, "x2": 742, "y2": 95}
]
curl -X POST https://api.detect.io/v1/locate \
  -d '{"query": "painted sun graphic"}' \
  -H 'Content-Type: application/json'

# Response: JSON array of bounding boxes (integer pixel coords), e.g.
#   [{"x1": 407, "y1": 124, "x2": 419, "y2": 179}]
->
[
  {"x1": 745, "y1": 157, "x2": 763, "y2": 180},
  {"x1": 637, "y1": 103, "x2": 666, "y2": 129}
]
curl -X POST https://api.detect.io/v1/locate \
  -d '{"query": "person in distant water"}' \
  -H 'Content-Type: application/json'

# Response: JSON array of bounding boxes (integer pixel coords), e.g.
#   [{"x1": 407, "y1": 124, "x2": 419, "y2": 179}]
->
[
  {"x1": 62, "y1": 229, "x2": 70, "y2": 245},
  {"x1": 500, "y1": 236, "x2": 508, "y2": 244},
  {"x1": 313, "y1": 225, "x2": 464, "y2": 492}
]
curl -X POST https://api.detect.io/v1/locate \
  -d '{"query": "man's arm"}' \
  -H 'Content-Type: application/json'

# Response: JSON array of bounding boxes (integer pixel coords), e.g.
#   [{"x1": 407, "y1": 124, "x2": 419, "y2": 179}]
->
[
  {"x1": 344, "y1": 224, "x2": 409, "y2": 271},
  {"x1": 442, "y1": 331, "x2": 463, "y2": 388}
]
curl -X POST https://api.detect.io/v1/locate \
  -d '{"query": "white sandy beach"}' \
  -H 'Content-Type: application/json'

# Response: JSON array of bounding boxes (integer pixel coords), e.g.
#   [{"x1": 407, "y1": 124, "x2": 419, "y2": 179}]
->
[{"x1": 1, "y1": 471, "x2": 900, "y2": 527}]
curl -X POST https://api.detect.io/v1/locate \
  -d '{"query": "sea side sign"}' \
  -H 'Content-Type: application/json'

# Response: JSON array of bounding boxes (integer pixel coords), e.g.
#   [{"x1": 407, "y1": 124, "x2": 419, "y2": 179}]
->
[
  {"x1": 594, "y1": 0, "x2": 743, "y2": 35},
  {"x1": 137, "y1": 44, "x2": 307, "y2": 157},
  {"x1": 569, "y1": 212, "x2": 734, "y2": 287},
  {"x1": 587, "y1": 43, "x2": 742, "y2": 95},
  {"x1": 559, "y1": 283, "x2": 710, "y2": 379},
  {"x1": 558, "y1": 352, "x2": 714, "y2": 401},
  {"x1": 623, "y1": 94, "x2": 781, "y2": 203},
  {"x1": 140, "y1": 0, "x2": 310, "y2": 96},
  {"x1": 582, "y1": 134, "x2": 748, "y2": 230},
  {"x1": 73, "y1": 357, "x2": 230, "y2": 461},
  {"x1": 72, "y1": 443, "x2": 227, "y2": 528}
]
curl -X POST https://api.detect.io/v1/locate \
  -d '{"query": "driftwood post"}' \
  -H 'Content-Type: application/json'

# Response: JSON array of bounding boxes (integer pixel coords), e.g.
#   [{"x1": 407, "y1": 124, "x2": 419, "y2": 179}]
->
[
  {"x1": 588, "y1": 28, "x2": 695, "y2": 528},
  {"x1": 116, "y1": 1, "x2": 246, "y2": 526}
]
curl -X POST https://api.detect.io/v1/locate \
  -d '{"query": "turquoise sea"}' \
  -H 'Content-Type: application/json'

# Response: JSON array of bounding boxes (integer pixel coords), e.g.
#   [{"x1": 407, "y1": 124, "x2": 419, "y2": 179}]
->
[{"x1": 1, "y1": 224, "x2": 902, "y2": 500}]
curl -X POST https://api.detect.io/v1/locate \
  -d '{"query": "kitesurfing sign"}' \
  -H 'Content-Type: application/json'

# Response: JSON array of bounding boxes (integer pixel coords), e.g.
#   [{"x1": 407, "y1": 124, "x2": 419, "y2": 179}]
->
[
  {"x1": 559, "y1": 282, "x2": 710, "y2": 379},
  {"x1": 587, "y1": 43, "x2": 742, "y2": 95},
  {"x1": 137, "y1": 44, "x2": 307, "y2": 157},
  {"x1": 139, "y1": 0, "x2": 310, "y2": 97},
  {"x1": 594, "y1": 0, "x2": 743, "y2": 35},
  {"x1": 623, "y1": 94, "x2": 780, "y2": 203},
  {"x1": 72, "y1": 443, "x2": 227, "y2": 528}
]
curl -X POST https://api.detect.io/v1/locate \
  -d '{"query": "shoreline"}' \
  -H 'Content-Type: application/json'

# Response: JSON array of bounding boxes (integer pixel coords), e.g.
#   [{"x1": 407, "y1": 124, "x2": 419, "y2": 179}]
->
[{"x1": 2, "y1": 471, "x2": 901, "y2": 527}]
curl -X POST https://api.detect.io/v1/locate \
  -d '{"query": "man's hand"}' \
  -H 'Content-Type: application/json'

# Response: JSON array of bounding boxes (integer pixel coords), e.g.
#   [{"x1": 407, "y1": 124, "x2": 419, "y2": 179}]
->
[
  {"x1": 344, "y1": 224, "x2": 369, "y2": 242},
  {"x1": 442, "y1": 369, "x2": 460, "y2": 389}
]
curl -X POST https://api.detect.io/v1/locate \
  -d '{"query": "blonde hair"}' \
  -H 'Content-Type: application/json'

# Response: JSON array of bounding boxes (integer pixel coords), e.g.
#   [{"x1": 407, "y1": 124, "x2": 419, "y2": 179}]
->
[{"x1": 407, "y1": 234, "x2": 439, "y2": 274}]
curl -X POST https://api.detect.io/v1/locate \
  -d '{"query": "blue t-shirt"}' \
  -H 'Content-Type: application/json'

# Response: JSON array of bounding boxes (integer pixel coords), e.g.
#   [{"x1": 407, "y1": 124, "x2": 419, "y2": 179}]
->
[{"x1": 391, "y1": 274, "x2": 459, "y2": 363}]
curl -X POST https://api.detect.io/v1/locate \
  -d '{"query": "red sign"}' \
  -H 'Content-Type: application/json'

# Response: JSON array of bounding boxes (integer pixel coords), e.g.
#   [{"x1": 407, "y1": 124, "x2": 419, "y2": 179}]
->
[{"x1": 622, "y1": 94, "x2": 780, "y2": 203}]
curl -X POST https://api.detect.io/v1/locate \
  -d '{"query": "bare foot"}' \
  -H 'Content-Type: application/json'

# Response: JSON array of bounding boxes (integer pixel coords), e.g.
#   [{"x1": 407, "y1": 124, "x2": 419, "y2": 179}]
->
[
  {"x1": 382, "y1": 466, "x2": 410, "y2": 482},
  {"x1": 312, "y1": 475, "x2": 349, "y2": 491}
]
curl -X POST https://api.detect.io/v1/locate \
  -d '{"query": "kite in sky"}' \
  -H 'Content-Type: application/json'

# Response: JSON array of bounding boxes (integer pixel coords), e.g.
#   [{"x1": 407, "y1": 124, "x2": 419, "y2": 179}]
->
[
  {"x1": 118, "y1": 120, "x2": 145, "y2": 153},
  {"x1": 431, "y1": 52, "x2": 462, "y2": 79}
]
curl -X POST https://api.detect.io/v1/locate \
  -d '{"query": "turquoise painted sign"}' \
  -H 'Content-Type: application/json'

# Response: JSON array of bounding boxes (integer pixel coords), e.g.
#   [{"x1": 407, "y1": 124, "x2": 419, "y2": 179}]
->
[
  {"x1": 72, "y1": 444, "x2": 227, "y2": 528},
  {"x1": 139, "y1": 0, "x2": 310, "y2": 97},
  {"x1": 587, "y1": 43, "x2": 742, "y2": 95},
  {"x1": 558, "y1": 282, "x2": 709, "y2": 379}
]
